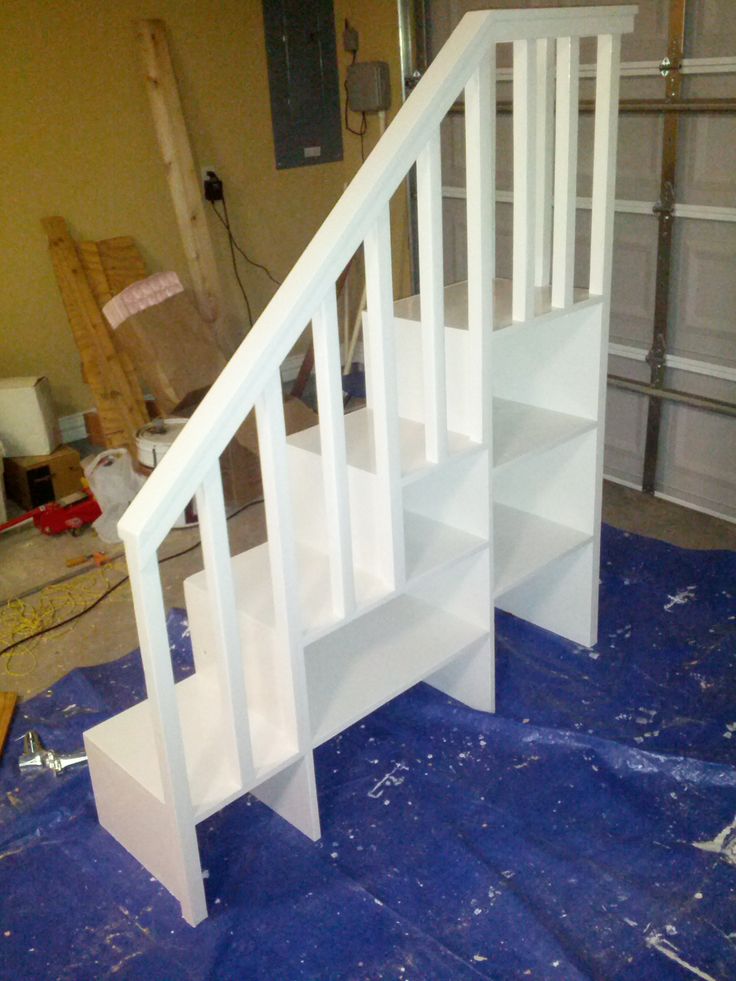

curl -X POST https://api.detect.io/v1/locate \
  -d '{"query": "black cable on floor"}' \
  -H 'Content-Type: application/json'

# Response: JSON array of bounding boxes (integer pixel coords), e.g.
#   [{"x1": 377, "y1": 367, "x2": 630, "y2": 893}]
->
[{"x1": 0, "y1": 498, "x2": 265, "y2": 658}]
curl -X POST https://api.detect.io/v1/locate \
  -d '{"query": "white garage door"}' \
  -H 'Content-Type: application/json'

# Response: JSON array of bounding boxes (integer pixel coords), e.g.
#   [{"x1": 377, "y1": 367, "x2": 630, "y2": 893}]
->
[{"x1": 418, "y1": 0, "x2": 736, "y2": 520}]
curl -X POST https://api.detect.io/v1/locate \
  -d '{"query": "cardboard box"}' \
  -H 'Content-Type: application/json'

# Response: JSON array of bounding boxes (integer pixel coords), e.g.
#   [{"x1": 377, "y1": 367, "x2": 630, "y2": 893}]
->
[
  {"x1": 235, "y1": 397, "x2": 318, "y2": 455},
  {"x1": 3, "y1": 445, "x2": 83, "y2": 511},
  {"x1": 0, "y1": 376, "x2": 60, "y2": 457}
]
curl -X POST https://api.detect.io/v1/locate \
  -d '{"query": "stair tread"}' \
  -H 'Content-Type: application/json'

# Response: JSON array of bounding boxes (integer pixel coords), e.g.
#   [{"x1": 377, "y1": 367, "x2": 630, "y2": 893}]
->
[
  {"x1": 186, "y1": 511, "x2": 487, "y2": 642},
  {"x1": 405, "y1": 510, "x2": 487, "y2": 580},
  {"x1": 306, "y1": 593, "x2": 489, "y2": 747},
  {"x1": 493, "y1": 397, "x2": 596, "y2": 469},
  {"x1": 187, "y1": 540, "x2": 387, "y2": 642},
  {"x1": 288, "y1": 407, "x2": 479, "y2": 481},
  {"x1": 85, "y1": 671, "x2": 299, "y2": 823},
  {"x1": 494, "y1": 502, "x2": 591, "y2": 597},
  {"x1": 393, "y1": 277, "x2": 591, "y2": 331}
]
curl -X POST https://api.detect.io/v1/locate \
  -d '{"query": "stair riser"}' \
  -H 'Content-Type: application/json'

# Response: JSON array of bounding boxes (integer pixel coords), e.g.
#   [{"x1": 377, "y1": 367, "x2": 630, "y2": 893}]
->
[
  {"x1": 287, "y1": 442, "x2": 387, "y2": 578},
  {"x1": 184, "y1": 577, "x2": 299, "y2": 740},
  {"x1": 393, "y1": 304, "x2": 603, "y2": 430}
]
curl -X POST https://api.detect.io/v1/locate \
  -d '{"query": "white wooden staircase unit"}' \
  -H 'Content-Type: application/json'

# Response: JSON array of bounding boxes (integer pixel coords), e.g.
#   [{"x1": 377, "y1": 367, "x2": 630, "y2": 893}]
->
[{"x1": 84, "y1": 5, "x2": 636, "y2": 925}]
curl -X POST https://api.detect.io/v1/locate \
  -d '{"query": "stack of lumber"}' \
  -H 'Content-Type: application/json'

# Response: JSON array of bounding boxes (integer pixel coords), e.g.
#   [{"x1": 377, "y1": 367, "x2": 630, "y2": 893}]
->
[{"x1": 42, "y1": 217, "x2": 150, "y2": 456}]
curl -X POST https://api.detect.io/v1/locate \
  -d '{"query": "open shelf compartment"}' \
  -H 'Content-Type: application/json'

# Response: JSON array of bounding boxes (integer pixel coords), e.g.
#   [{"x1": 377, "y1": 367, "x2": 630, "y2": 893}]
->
[
  {"x1": 305, "y1": 592, "x2": 490, "y2": 747},
  {"x1": 84, "y1": 670, "x2": 300, "y2": 823},
  {"x1": 493, "y1": 398, "x2": 597, "y2": 471},
  {"x1": 288, "y1": 407, "x2": 479, "y2": 483},
  {"x1": 493, "y1": 502, "x2": 591, "y2": 598}
]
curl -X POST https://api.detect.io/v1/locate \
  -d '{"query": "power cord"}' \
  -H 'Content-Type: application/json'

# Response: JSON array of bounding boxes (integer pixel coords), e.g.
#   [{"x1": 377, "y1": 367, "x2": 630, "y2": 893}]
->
[
  {"x1": 210, "y1": 193, "x2": 282, "y2": 287},
  {"x1": 212, "y1": 196, "x2": 254, "y2": 326},
  {"x1": 0, "y1": 497, "x2": 265, "y2": 659},
  {"x1": 209, "y1": 189, "x2": 282, "y2": 327}
]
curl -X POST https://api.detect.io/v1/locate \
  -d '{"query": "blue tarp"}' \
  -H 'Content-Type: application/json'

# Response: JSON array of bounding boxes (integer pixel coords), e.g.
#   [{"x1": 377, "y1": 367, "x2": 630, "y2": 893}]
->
[{"x1": 1, "y1": 525, "x2": 734, "y2": 980}]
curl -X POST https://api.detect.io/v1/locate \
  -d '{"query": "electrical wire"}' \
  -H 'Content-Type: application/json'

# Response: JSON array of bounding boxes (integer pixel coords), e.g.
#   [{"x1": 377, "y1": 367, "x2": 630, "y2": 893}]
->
[
  {"x1": 215, "y1": 198, "x2": 255, "y2": 326},
  {"x1": 210, "y1": 195, "x2": 282, "y2": 287},
  {"x1": 0, "y1": 497, "x2": 265, "y2": 662}
]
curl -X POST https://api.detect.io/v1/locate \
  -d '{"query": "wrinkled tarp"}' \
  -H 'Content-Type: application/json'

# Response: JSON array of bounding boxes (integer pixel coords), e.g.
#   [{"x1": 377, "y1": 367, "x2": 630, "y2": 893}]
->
[{"x1": 1, "y1": 525, "x2": 734, "y2": 980}]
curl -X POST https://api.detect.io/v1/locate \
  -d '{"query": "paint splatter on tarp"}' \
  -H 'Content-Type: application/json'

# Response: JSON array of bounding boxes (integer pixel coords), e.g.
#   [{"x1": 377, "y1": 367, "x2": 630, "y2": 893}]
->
[{"x1": 1, "y1": 527, "x2": 734, "y2": 980}]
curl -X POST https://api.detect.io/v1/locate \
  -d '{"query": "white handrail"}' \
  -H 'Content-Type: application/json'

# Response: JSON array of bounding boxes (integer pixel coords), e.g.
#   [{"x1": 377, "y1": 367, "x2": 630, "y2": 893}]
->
[{"x1": 118, "y1": 5, "x2": 636, "y2": 561}]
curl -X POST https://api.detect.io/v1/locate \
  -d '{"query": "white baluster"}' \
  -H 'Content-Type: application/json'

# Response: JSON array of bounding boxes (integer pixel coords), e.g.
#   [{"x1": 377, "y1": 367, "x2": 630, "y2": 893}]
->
[
  {"x1": 254, "y1": 375, "x2": 321, "y2": 841},
  {"x1": 363, "y1": 206, "x2": 405, "y2": 589},
  {"x1": 312, "y1": 287, "x2": 356, "y2": 619},
  {"x1": 417, "y1": 130, "x2": 448, "y2": 463},
  {"x1": 535, "y1": 38, "x2": 555, "y2": 288},
  {"x1": 552, "y1": 35, "x2": 580, "y2": 309},
  {"x1": 590, "y1": 33, "x2": 622, "y2": 296},
  {"x1": 126, "y1": 547, "x2": 206, "y2": 925},
  {"x1": 195, "y1": 463, "x2": 254, "y2": 784},
  {"x1": 256, "y1": 373, "x2": 305, "y2": 694},
  {"x1": 465, "y1": 48, "x2": 495, "y2": 444},
  {"x1": 512, "y1": 39, "x2": 537, "y2": 322}
]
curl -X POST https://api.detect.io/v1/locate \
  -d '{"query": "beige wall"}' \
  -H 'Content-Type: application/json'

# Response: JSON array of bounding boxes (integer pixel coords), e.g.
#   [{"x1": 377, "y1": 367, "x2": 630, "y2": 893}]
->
[{"x1": 0, "y1": 0, "x2": 406, "y2": 417}]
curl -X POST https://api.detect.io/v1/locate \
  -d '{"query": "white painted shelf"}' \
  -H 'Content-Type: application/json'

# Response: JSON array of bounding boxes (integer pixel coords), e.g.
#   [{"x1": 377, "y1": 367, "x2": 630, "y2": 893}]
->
[
  {"x1": 288, "y1": 407, "x2": 478, "y2": 483},
  {"x1": 186, "y1": 540, "x2": 385, "y2": 644},
  {"x1": 493, "y1": 502, "x2": 591, "y2": 598},
  {"x1": 85, "y1": 672, "x2": 299, "y2": 823},
  {"x1": 393, "y1": 276, "x2": 590, "y2": 331},
  {"x1": 404, "y1": 510, "x2": 486, "y2": 580},
  {"x1": 305, "y1": 593, "x2": 489, "y2": 747},
  {"x1": 493, "y1": 398, "x2": 596, "y2": 470},
  {"x1": 184, "y1": 509, "x2": 485, "y2": 645}
]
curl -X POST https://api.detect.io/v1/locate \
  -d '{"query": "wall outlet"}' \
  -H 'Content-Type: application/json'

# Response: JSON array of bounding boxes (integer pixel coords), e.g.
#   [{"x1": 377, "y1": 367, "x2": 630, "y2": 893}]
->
[{"x1": 202, "y1": 168, "x2": 223, "y2": 202}]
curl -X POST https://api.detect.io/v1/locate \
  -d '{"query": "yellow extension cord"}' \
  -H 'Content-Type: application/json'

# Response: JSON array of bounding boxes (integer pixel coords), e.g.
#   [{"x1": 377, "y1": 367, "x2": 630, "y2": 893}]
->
[{"x1": 0, "y1": 558, "x2": 129, "y2": 677}]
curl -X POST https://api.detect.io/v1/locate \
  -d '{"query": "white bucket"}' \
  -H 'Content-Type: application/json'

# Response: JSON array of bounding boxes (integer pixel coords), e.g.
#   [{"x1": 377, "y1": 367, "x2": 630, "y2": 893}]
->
[{"x1": 136, "y1": 418, "x2": 198, "y2": 528}]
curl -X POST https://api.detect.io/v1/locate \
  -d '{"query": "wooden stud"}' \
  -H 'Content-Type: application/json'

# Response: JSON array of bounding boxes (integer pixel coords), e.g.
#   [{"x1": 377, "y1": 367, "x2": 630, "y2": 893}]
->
[
  {"x1": 77, "y1": 238, "x2": 149, "y2": 416},
  {"x1": 42, "y1": 217, "x2": 148, "y2": 452},
  {"x1": 136, "y1": 20, "x2": 224, "y2": 341}
]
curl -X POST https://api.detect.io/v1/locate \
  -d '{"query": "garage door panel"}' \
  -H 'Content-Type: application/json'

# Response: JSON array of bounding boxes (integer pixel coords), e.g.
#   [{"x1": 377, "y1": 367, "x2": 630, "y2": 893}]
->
[
  {"x1": 678, "y1": 113, "x2": 736, "y2": 207},
  {"x1": 670, "y1": 220, "x2": 736, "y2": 365},
  {"x1": 609, "y1": 214, "x2": 658, "y2": 348},
  {"x1": 442, "y1": 197, "x2": 467, "y2": 285},
  {"x1": 604, "y1": 387, "x2": 648, "y2": 485},
  {"x1": 440, "y1": 115, "x2": 465, "y2": 187},
  {"x1": 686, "y1": 0, "x2": 736, "y2": 58},
  {"x1": 429, "y1": 0, "x2": 735, "y2": 519},
  {"x1": 658, "y1": 403, "x2": 736, "y2": 519}
]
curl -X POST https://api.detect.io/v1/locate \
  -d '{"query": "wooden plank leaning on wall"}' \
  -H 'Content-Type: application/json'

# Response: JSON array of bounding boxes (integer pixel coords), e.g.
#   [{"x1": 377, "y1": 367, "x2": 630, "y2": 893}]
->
[
  {"x1": 42, "y1": 217, "x2": 149, "y2": 455},
  {"x1": 135, "y1": 19, "x2": 228, "y2": 354}
]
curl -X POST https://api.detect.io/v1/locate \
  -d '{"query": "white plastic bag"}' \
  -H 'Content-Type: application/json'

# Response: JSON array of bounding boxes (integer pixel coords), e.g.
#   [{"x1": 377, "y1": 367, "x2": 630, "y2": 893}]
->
[{"x1": 82, "y1": 449, "x2": 145, "y2": 543}]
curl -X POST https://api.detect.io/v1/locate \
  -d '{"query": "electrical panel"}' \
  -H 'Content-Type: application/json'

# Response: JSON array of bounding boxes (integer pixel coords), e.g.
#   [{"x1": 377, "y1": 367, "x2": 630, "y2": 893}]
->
[
  {"x1": 346, "y1": 61, "x2": 391, "y2": 113},
  {"x1": 262, "y1": 0, "x2": 343, "y2": 169}
]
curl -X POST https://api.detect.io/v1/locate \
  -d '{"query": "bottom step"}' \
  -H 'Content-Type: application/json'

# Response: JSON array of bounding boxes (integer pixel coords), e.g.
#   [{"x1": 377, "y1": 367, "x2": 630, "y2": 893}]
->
[{"x1": 85, "y1": 671, "x2": 299, "y2": 823}]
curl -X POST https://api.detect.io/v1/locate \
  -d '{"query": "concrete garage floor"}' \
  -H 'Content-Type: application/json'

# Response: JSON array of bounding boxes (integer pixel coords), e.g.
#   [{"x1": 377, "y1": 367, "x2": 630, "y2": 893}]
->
[{"x1": 0, "y1": 479, "x2": 734, "y2": 702}]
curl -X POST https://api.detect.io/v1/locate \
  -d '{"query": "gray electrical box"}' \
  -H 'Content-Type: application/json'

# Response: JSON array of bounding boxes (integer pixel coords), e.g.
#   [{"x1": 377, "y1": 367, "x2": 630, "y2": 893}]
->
[
  {"x1": 262, "y1": 0, "x2": 343, "y2": 169},
  {"x1": 346, "y1": 61, "x2": 391, "y2": 113}
]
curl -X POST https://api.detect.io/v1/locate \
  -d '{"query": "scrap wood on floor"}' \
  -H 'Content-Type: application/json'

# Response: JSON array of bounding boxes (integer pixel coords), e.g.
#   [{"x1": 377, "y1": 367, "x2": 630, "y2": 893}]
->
[{"x1": 0, "y1": 525, "x2": 734, "y2": 980}]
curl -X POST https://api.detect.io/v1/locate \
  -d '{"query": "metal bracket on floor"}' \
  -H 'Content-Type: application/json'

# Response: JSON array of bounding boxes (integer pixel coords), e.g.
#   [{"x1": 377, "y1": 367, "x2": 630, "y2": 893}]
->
[{"x1": 18, "y1": 730, "x2": 87, "y2": 776}]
